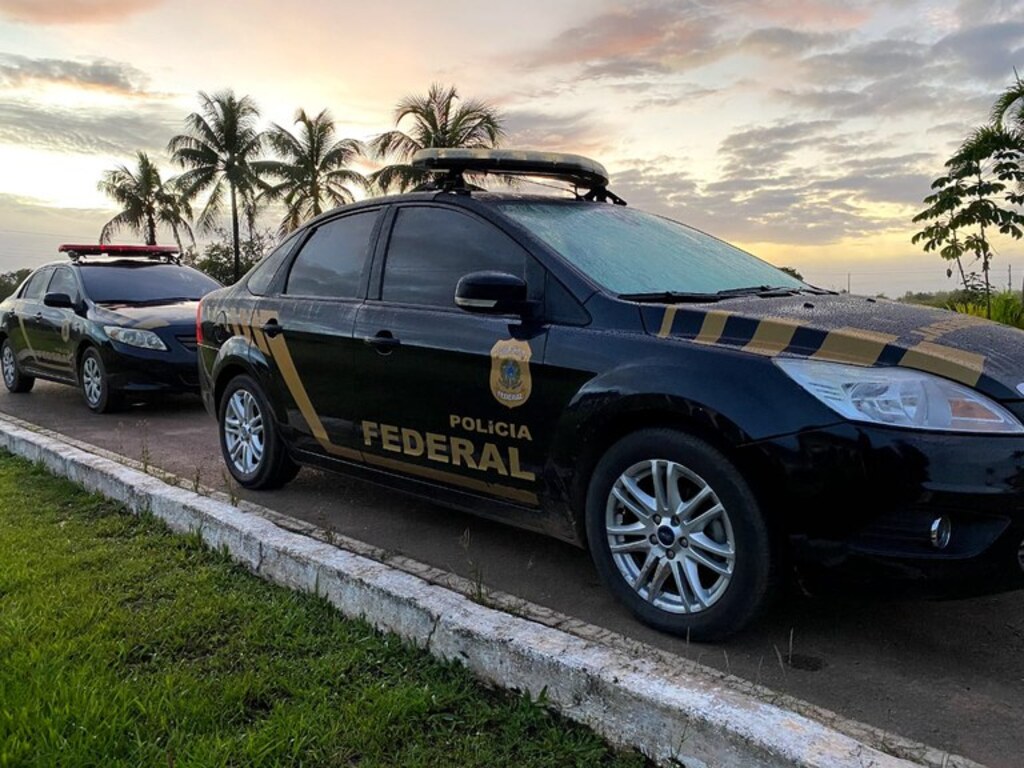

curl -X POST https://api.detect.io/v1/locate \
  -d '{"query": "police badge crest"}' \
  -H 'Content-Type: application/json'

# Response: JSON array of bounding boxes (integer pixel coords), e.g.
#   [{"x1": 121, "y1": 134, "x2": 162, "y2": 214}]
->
[{"x1": 490, "y1": 338, "x2": 532, "y2": 409}]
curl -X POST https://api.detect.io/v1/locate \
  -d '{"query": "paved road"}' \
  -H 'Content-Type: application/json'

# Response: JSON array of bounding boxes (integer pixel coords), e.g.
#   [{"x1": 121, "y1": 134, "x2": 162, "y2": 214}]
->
[{"x1": 3, "y1": 381, "x2": 1022, "y2": 767}]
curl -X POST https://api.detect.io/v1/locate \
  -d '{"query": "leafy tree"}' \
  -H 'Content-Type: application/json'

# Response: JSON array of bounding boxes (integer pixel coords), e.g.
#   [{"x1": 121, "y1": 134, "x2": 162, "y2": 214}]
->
[
  {"x1": 370, "y1": 83, "x2": 505, "y2": 192},
  {"x1": 193, "y1": 227, "x2": 276, "y2": 285},
  {"x1": 97, "y1": 152, "x2": 194, "y2": 251},
  {"x1": 260, "y1": 109, "x2": 367, "y2": 234},
  {"x1": 992, "y1": 70, "x2": 1024, "y2": 130},
  {"x1": 0, "y1": 269, "x2": 31, "y2": 301},
  {"x1": 168, "y1": 90, "x2": 268, "y2": 282},
  {"x1": 913, "y1": 124, "x2": 1024, "y2": 316},
  {"x1": 778, "y1": 266, "x2": 803, "y2": 281}
]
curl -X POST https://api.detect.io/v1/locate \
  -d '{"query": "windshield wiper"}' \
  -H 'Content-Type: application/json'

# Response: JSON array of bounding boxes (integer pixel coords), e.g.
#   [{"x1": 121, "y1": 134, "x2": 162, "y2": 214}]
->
[{"x1": 619, "y1": 291, "x2": 725, "y2": 303}]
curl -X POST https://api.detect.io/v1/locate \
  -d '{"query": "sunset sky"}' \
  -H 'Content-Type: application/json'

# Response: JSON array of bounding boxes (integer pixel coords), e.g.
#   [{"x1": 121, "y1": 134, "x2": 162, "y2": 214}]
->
[{"x1": 0, "y1": 0, "x2": 1022, "y2": 294}]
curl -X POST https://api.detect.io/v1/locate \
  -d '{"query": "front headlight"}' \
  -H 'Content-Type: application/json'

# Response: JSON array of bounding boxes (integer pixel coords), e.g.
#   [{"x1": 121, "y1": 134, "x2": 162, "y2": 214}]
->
[
  {"x1": 775, "y1": 358, "x2": 1024, "y2": 434},
  {"x1": 104, "y1": 326, "x2": 167, "y2": 351}
]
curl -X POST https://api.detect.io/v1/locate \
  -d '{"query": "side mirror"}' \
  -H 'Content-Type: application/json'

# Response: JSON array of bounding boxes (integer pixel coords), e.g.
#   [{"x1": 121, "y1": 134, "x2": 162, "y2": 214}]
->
[
  {"x1": 43, "y1": 292, "x2": 75, "y2": 310},
  {"x1": 455, "y1": 271, "x2": 529, "y2": 315}
]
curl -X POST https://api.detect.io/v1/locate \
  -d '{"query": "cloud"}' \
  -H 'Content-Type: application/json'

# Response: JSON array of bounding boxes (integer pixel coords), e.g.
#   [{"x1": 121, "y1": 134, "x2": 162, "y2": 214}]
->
[
  {"x1": 737, "y1": 27, "x2": 844, "y2": 58},
  {"x1": 0, "y1": 0, "x2": 161, "y2": 24},
  {"x1": 0, "y1": 100, "x2": 179, "y2": 155},
  {"x1": 526, "y1": 2, "x2": 723, "y2": 77},
  {"x1": 503, "y1": 110, "x2": 611, "y2": 155},
  {"x1": 0, "y1": 53, "x2": 150, "y2": 94}
]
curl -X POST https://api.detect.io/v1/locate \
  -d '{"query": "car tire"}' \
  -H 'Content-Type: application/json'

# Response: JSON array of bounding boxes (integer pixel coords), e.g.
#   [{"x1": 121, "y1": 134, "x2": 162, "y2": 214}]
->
[
  {"x1": 1, "y1": 338, "x2": 34, "y2": 393},
  {"x1": 79, "y1": 347, "x2": 119, "y2": 413},
  {"x1": 585, "y1": 428, "x2": 776, "y2": 641},
  {"x1": 219, "y1": 374, "x2": 299, "y2": 490}
]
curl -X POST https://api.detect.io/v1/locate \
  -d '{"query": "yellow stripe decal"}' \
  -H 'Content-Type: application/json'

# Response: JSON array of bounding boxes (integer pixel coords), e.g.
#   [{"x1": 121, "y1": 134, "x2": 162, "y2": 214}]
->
[
  {"x1": 898, "y1": 342, "x2": 985, "y2": 387},
  {"x1": 742, "y1": 317, "x2": 801, "y2": 357},
  {"x1": 264, "y1": 332, "x2": 538, "y2": 505},
  {"x1": 17, "y1": 315, "x2": 35, "y2": 359},
  {"x1": 694, "y1": 311, "x2": 731, "y2": 345},
  {"x1": 657, "y1": 306, "x2": 677, "y2": 339},
  {"x1": 813, "y1": 327, "x2": 897, "y2": 367}
]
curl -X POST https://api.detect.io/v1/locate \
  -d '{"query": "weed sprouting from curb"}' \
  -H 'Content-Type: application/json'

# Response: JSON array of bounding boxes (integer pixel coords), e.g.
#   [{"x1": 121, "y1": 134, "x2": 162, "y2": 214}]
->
[
  {"x1": 220, "y1": 470, "x2": 239, "y2": 506},
  {"x1": 191, "y1": 465, "x2": 202, "y2": 494}
]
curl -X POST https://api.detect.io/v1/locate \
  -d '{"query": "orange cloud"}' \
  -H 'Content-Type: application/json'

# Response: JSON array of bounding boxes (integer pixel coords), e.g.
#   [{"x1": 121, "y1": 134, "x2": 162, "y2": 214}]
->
[{"x1": 0, "y1": 0, "x2": 161, "y2": 24}]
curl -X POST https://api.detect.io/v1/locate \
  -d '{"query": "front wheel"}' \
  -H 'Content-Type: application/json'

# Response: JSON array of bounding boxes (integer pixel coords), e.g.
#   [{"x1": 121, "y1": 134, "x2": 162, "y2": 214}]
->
[
  {"x1": 1, "y1": 338, "x2": 34, "y2": 393},
  {"x1": 80, "y1": 347, "x2": 119, "y2": 412},
  {"x1": 585, "y1": 428, "x2": 777, "y2": 641},
  {"x1": 219, "y1": 374, "x2": 298, "y2": 490}
]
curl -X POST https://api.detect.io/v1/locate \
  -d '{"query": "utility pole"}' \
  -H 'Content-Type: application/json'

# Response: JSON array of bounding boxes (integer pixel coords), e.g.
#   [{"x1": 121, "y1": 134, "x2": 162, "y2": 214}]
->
[
  {"x1": 1009, "y1": 264, "x2": 1012, "y2": 292},
  {"x1": 847, "y1": 272, "x2": 851, "y2": 294}
]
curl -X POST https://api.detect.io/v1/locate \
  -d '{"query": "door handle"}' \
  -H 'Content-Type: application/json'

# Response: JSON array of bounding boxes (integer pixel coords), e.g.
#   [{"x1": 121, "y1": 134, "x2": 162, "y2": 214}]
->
[
  {"x1": 363, "y1": 330, "x2": 400, "y2": 354},
  {"x1": 260, "y1": 319, "x2": 284, "y2": 338},
  {"x1": 34, "y1": 312, "x2": 43, "y2": 321}
]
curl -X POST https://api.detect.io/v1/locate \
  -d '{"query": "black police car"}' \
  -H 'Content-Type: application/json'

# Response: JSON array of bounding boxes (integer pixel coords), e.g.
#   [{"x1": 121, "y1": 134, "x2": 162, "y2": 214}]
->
[
  {"x1": 0, "y1": 245, "x2": 220, "y2": 412},
  {"x1": 197, "y1": 149, "x2": 1024, "y2": 639}
]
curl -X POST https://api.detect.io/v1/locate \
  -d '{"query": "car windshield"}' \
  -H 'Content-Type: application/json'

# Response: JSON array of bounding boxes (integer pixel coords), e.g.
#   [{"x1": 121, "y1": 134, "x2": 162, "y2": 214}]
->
[
  {"x1": 79, "y1": 263, "x2": 221, "y2": 304},
  {"x1": 496, "y1": 201, "x2": 805, "y2": 297}
]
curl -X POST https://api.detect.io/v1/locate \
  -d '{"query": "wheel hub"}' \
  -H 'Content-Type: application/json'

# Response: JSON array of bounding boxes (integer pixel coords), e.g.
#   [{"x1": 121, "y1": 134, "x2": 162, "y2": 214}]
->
[{"x1": 656, "y1": 526, "x2": 675, "y2": 547}]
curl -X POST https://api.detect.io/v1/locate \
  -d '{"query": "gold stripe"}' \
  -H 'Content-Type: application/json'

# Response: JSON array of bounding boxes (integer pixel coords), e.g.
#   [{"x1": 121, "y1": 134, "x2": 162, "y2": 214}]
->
[
  {"x1": 694, "y1": 311, "x2": 730, "y2": 345},
  {"x1": 265, "y1": 332, "x2": 538, "y2": 505},
  {"x1": 813, "y1": 327, "x2": 897, "y2": 367},
  {"x1": 17, "y1": 315, "x2": 36, "y2": 358},
  {"x1": 899, "y1": 341, "x2": 985, "y2": 387},
  {"x1": 742, "y1": 318, "x2": 801, "y2": 357},
  {"x1": 657, "y1": 306, "x2": 677, "y2": 339},
  {"x1": 251, "y1": 325, "x2": 270, "y2": 356}
]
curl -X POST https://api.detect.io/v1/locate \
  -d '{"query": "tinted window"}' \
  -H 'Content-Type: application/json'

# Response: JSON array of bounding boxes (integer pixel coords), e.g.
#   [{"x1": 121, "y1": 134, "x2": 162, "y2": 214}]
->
[
  {"x1": 20, "y1": 269, "x2": 51, "y2": 300},
  {"x1": 285, "y1": 211, "x2": 378, "y2": 298},
  {"x1": 246, "y1": 234, "x2": 298, "y2": 296},
  {"x1": 79, "y1": 264, "x2": 221, "y2": 304},
  {"x1": 382, "y1": 207, "x2": 527, "y2": 308},
  {"x1": 497, "y1": 202, "x2": 804, "y2": 296},
  {"x1": 47, "y1": 268, "x2": 79, "y2": 300}
]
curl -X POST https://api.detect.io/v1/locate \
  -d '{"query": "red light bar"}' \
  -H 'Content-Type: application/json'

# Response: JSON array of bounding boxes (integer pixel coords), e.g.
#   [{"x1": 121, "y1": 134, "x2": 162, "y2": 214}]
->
[{"x1": 58, "y1": 244, "x2": 179, "y2": 256}]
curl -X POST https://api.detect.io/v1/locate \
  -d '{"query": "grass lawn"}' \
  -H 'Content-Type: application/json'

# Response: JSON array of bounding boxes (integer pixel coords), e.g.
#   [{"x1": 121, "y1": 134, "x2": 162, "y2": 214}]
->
[{"x1": 0, "y1": 451, "x2": 647, "y2": 767}]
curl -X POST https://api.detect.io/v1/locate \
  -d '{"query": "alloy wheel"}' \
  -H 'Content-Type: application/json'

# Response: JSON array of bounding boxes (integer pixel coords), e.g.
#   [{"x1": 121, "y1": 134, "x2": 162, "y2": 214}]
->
[
  {"x1": 2, "y1": 344, "x2": 14, "y2": 388},
  {"x1": 605, "y1": 459, "x2": 736, "y2": 614},
  {"x1": 223, "y1": 389, "x2": 265, "y2": 475},
  {"x1": 82, "y1": 356, "x2": 103, "y2": 406}
]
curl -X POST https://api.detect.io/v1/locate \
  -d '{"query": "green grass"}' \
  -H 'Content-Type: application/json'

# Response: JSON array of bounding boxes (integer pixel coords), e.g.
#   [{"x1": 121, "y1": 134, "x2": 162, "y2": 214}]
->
[{"x1": 0, "y1": 452, "x2": 647, "y2": 768}]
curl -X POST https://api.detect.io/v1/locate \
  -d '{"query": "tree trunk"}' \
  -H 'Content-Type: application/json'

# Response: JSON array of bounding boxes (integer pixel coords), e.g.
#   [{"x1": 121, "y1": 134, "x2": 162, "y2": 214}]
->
[
  {"x1": 230, "y1": 183, "x2": 241, "y2": 282},
  {"x1": 146, "y1": 213, "x2": 156, "y2": 246}
]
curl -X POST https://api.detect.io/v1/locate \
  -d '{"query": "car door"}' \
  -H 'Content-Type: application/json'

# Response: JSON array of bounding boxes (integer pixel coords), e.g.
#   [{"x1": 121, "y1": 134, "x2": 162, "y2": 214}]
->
[
  {"x1": 253, "y1": 208, "x2": 382, "y2": 459},
  {"x1": 33, "y1": 266, "x2": 81, "y2": 380},
  {"x1": 12, "y1": 267, "x2": 53, "y2": 374},
  {"x1": 352, "y1": 204, "x2": 552, "y2": 507}
]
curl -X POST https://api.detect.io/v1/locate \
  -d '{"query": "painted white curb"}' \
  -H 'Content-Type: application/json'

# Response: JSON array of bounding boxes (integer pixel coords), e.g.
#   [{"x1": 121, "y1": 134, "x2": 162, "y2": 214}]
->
[{"x1": 0, "y1": 414, "x2": 981, "y2": 768}]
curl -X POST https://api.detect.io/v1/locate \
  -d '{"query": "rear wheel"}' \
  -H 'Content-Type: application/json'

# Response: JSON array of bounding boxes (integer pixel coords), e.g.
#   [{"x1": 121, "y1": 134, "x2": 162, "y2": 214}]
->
[
  {"x1": 1, "y1": 339, "x2": 34, "y2": 393},
  {"x1": 585, "y1": 428, "x2": 776, "y2": 641},
  {"x1": 219, "y1": 374, "x2": 298, "y2": 489}
]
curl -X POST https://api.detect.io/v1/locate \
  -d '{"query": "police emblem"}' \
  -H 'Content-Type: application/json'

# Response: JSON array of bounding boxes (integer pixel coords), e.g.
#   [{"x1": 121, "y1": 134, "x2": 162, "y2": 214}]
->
[{"x1": 490, "y1": 338, "x2": 532, "y2": 409}]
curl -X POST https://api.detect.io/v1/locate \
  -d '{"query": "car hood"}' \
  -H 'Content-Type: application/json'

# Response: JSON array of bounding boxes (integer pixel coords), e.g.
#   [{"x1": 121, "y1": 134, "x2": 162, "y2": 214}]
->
[
  {"x1": 89, "y1": 301, "x2": 198, "y2": 331},
  {"x1": 641, "y1": 293, "x2": 1024, "y2": 400}
]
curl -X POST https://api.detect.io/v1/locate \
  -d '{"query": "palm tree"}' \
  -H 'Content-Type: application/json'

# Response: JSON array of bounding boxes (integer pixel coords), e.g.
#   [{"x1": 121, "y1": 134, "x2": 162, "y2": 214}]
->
[
  {"x1": 370, "y1": 83, "x2": 505, "y2": 192},
  {"x1": 259, "y1": 109, "x2": 367, "y2": 234},
  {"x1": 991, "y1": 70, "x2": 1024, "y2": 131},
  {"x1": 168, "y1": 90, "x2": 266, "y2": 281},
  {"x1": 97, "y1": 151, "x2": 194, "y2": 251}
]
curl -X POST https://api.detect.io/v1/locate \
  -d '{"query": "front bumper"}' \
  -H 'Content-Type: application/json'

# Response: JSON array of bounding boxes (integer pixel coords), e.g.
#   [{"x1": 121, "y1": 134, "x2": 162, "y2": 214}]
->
[
  {"x1": 101, "y1": 340, "x2": 200, "y2": 394},
  {"x1": 742, "y1": 423, "x2": 1024, "y2": 592}
]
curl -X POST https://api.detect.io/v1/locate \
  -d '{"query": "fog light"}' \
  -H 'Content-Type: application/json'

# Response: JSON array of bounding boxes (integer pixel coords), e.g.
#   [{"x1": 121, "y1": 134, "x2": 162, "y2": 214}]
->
[{"x1": 930, "y1": 516, "x2": 952, "y2": 549}]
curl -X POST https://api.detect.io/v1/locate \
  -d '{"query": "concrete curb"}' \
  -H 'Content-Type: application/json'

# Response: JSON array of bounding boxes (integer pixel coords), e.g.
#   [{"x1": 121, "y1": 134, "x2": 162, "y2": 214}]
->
[{"x1": 0, "y1": 414, "x2": 981, "y2": 768}]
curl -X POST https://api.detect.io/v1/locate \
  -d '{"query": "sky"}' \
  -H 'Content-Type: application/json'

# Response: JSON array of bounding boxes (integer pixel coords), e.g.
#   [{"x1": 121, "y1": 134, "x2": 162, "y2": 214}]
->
[{"x1": 0, "y1": 0, "x2": 1022, "y2": 295}]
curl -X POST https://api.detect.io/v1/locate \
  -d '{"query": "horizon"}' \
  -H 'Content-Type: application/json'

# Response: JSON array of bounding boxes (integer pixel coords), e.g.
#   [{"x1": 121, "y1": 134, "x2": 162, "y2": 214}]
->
[{"x1": 0, "y1": 0, "x2": 1022, "y2": 295}]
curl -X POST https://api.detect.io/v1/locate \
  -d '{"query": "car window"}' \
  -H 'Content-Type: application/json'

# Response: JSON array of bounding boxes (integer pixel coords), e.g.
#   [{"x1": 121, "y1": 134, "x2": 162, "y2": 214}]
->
[
  {"x1": 47, "y1": 268, "x2": 79, "y2": 301},
  {"x1": 382, "y1": 206, "x2": 527, "y2": 308},
  {"x1": 285, "y1": 211, "x2": 378, "y2": 299},
  {"x1": 79, "y1": 264, "x2": 220, "y2": 304},
  {"x1": 497, "y1": 202, "x2": 804, "y2": 296},
  {"x1": 20, "y1": 269, "x2": 51, "y2": 301},
  {"x1": 246, "y1": 234, "x2": 299, "y2": 296}
]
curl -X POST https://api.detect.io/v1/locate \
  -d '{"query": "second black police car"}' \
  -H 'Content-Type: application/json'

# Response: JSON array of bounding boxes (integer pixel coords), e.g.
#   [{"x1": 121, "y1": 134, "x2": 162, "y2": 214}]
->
[
  {"x1": 197, "y1": 149, "x2": 1024, "y2": 639},
  {"x1": 1, "y1": 245, "x2": 220, "y2": 412}
]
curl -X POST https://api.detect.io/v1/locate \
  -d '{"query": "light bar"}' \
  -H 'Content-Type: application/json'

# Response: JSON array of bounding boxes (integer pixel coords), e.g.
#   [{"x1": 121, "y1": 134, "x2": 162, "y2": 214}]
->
[{"x1": 412, "y1": 148, "x2": 610, "y2": 190}]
